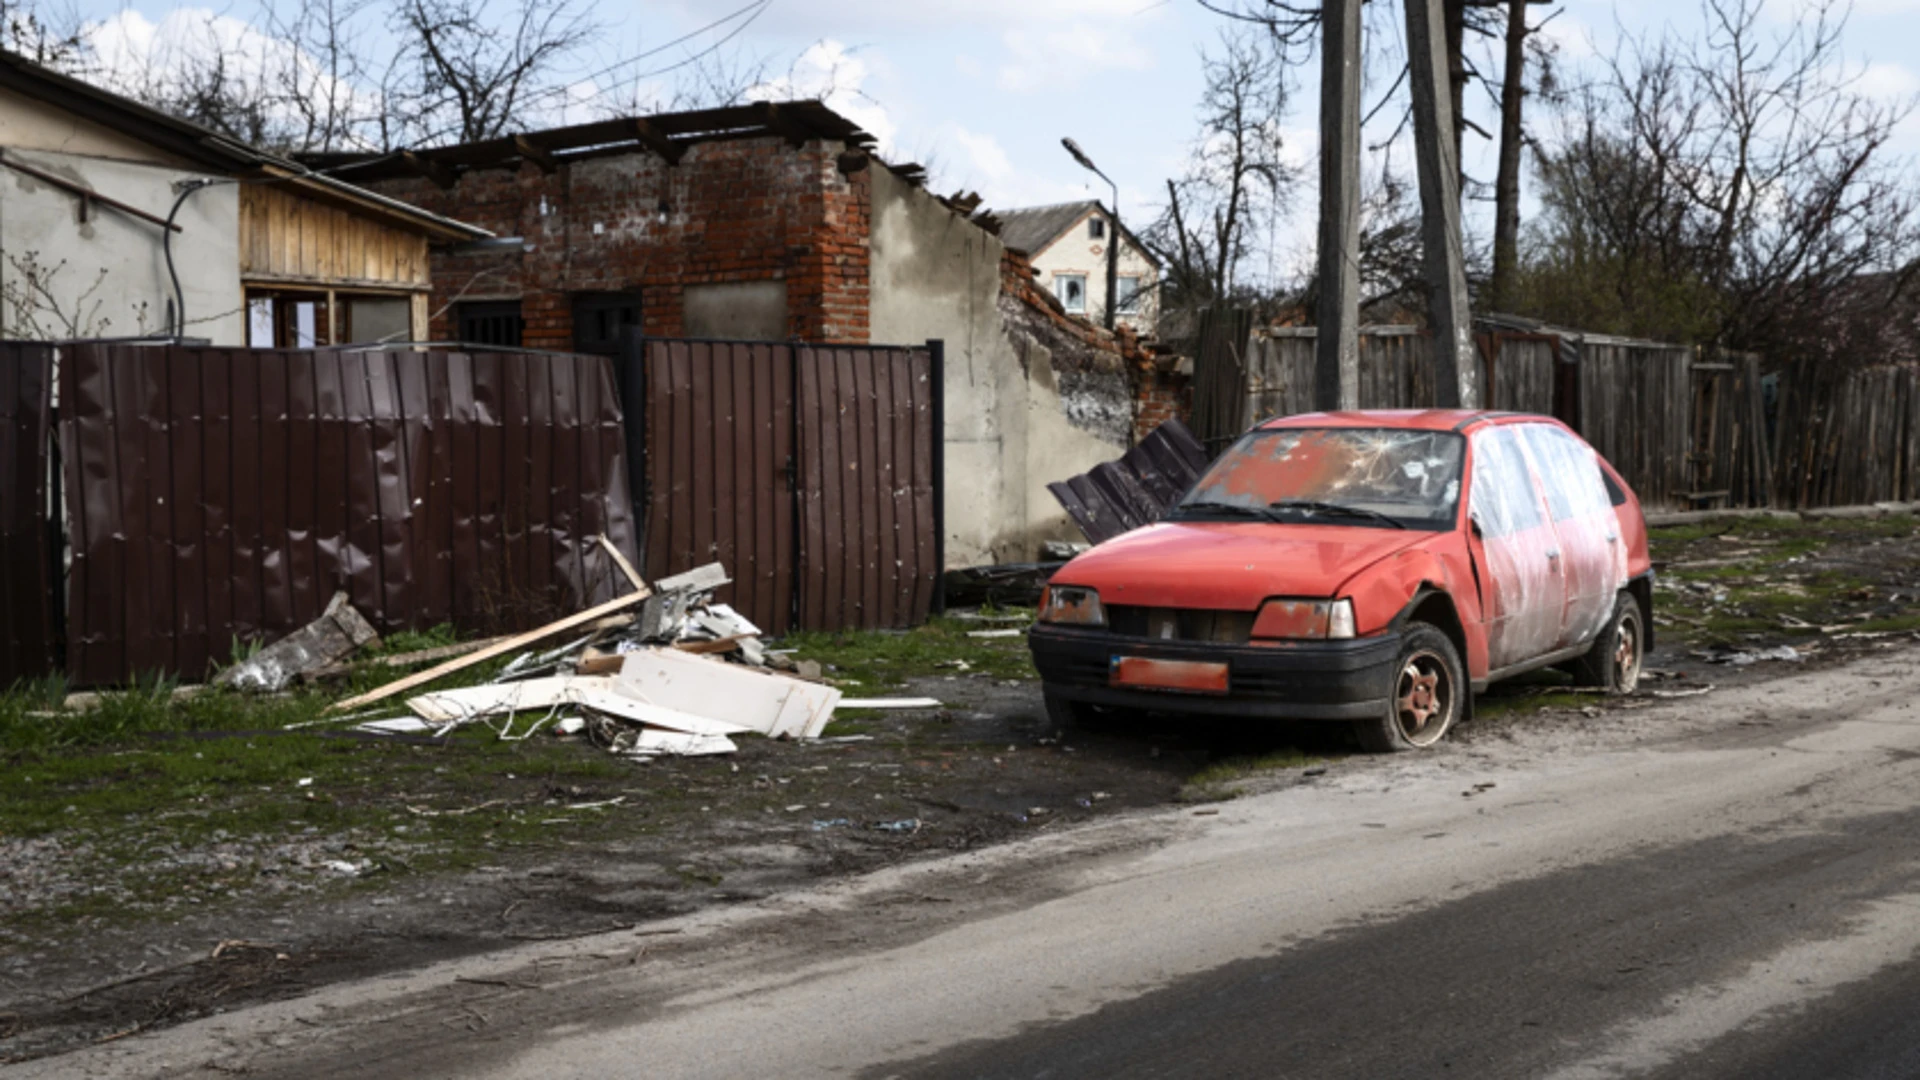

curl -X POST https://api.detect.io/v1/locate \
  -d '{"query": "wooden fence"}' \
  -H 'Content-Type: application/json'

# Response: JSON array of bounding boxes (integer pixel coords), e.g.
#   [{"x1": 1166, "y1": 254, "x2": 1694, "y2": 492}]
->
[
  {"x1": 1774, "y1": 364, "x2": 1920, "y2": 508},
  {"x1": 1235, "y1": 326, "x2": 1698, "y2": 508}
]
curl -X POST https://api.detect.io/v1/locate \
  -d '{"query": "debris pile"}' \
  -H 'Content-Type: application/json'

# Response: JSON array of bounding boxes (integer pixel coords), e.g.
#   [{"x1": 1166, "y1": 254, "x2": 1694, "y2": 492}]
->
[{"x1": 247, "y1": 544, "x2": 844, "y2": 759}]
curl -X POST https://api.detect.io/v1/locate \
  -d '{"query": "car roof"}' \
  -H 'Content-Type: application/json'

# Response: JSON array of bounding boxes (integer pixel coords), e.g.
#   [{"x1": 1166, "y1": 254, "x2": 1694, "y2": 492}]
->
[{"x1": 1254, "y1": 409, "x2": 1557, "y2": 434}]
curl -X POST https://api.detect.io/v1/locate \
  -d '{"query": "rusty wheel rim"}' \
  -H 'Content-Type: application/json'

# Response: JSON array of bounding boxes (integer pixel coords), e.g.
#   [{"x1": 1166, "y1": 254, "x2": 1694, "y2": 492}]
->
[
  {"x1": 1613, "y1": 613, "x2": 1642, "y2": 690},
  {"x1": 1394, "y1": 651, "x2": 1453, "y2": 746}
]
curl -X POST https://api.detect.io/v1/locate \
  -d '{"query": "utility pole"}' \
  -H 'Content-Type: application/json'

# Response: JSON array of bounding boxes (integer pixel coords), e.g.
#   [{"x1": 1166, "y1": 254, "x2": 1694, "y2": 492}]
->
[
  {"x1": 1063, "y1": 137, "x2": 1122, "y2": 332},
  {"x1": 1405, "y1": 0, "x2": 1482, "y2": 408},
  {"x1": 1314, "y1": 0, "x2": 1362, "y2": 411}
]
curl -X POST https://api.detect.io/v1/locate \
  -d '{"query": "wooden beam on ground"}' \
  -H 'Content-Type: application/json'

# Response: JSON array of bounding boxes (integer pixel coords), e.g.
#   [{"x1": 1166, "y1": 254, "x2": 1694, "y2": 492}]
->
[
  {"x1": 1314, "y1": 0, "x2": 1363, "y2": 412},
  {"x1": 1405, "y1": 0, "x2": 1483, "y2": 409},
  {"x1": 630, "y1": 119, "x2": 685, "y2": 165},
  {"x1": 401, "y1": 151, "x2": 457, "y2": 191},
  {"x1": 513, "y1": 135, "x2": 558, "y2": 174},
  {"x1": 326, "y1": 587, "x2": 651, "y2": 713}
]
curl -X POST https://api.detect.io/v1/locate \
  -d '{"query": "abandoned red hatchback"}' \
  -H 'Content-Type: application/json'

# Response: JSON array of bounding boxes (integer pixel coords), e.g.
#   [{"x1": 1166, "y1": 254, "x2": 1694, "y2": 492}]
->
[{"x1": 1028, "y1": 410, "x2": 1653, "y2": 751}]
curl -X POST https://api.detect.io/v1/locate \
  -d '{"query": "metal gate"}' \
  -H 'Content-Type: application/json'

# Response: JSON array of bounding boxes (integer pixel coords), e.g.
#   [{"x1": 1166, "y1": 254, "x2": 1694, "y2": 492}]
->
[
  {"x1": 628, "y1": 334, "x2": 942, "y2": 635},
  {"x1": 0, "y1": 342, "x2": 57, "y2": 686}
]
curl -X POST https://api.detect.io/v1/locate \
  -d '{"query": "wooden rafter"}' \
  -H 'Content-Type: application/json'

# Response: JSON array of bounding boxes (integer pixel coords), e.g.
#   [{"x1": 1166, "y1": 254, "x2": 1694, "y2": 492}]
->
[{"x1": 630, "y1": 119, "x2": 685, "y2": 165}]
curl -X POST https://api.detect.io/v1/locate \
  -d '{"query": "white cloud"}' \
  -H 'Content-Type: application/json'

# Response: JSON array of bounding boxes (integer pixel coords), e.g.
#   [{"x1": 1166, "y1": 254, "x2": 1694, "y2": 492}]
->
[
  {"x1": 665, "y1": 0, "x2": 1151, "y2": 34},
  {"x1": 748, "y1": 39, "x2": 897, "y2": 152},
  {"x1": 1857, "y1": 60, "x2": 1920, "y2": 100},
  {"x1": 998, "y1": 22, "x2": 1154, "y2": 92}
]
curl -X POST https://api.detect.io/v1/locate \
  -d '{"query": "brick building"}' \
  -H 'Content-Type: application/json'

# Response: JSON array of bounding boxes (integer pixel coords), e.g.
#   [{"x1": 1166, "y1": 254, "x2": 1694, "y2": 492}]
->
[{"x1": 312, "y1": 101, "x2": 1171, "y2": 565}]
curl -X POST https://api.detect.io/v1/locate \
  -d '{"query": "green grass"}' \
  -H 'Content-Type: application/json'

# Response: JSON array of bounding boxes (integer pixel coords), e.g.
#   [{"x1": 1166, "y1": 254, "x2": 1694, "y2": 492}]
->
[{"x1": 783, "y1": 613, "x2": 1038, "y2": 689}]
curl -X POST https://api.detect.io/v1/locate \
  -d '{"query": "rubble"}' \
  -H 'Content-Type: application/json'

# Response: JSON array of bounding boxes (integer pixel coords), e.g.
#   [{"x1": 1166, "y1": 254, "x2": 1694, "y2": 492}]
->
[
  {"x1": 220, "y1": 591, "x2": 381, "y2": 693},
  {"x1": 322, "y1": 558, "x2": 841, "y2": 760}
]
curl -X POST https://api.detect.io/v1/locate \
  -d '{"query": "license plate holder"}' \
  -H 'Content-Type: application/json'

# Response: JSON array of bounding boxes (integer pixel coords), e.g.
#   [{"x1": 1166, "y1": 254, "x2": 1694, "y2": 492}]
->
[{"x1": 1110, "y1": 656, "x2": 1230, "y2": 695}]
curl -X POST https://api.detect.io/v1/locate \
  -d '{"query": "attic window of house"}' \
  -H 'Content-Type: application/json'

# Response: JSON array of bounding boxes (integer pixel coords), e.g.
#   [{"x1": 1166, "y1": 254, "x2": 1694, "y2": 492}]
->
[
  {"x1": 1056, "y1": 274, "x2": 1088, "y2": 314},
  {"x1": 1088, "y1": 217, "x2": 1106, "y2": 240}
]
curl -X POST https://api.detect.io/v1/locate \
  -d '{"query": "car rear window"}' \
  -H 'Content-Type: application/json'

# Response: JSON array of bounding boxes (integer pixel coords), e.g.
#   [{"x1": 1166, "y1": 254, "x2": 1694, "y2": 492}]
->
[{"x1": 1176, "y1": 428, "x2": 1465, "y2": 530}]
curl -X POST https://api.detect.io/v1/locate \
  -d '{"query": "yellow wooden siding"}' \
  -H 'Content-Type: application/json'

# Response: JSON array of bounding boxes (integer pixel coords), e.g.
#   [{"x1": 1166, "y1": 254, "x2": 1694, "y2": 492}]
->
[{"x1": 239, "y1": 185, "x2": 430, "y2": 289}]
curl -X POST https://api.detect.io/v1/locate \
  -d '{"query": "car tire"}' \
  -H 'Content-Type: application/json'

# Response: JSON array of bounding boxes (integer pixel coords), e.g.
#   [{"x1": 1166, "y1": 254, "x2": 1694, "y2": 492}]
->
[
  {"x1": 1354, "y1": 623, "x2": 1464, "y2": 753},
  {"x1": 1569, "y1": 593, "x2": 1644, "y2": 695},
  {"x1": 1043, "y1": 689, "x2": 1095, "y2": 733}
]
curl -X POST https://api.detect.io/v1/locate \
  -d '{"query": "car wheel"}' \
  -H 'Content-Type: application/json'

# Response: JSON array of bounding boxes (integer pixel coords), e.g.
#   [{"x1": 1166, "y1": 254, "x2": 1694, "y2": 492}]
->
[
  {"x1": 1570, "y1": 593, "x2": 1644, "y2": 695},
  {"x1": 1354, "y1": 623, "x2": 1463, "y2": 753},
  {"x1": 1043, "y1": 689, "x2": 1095, "y2": 733}
]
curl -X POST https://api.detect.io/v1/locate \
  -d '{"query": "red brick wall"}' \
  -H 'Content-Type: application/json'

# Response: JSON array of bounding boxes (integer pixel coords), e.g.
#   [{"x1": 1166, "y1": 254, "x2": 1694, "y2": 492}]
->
[
  {"x1": 365, "y1": 136, "x2": 872, "y2": 348},
  {"x1": 1132, "y1": 360, "x2": 1191, "y2": 443}
]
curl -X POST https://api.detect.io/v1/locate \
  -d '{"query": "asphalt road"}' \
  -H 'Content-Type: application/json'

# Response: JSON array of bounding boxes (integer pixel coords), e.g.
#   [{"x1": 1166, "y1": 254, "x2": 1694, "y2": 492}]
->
[{"x1": 36, "y1": 644, "x2": 1920, "y2": 1080}]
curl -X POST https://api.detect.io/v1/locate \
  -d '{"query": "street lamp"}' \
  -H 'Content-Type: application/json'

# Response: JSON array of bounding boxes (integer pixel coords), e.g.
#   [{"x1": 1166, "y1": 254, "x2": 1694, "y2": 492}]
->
[{"x1": 1062, "y1": 137, "x2": 1120, "y2": 333}]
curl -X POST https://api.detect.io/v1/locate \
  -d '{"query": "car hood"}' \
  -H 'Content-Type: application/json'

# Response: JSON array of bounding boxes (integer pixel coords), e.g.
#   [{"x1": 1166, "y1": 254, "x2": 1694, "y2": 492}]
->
[{"x1": 1050, "y1": 521, "x2": 1430, "y2": 610}]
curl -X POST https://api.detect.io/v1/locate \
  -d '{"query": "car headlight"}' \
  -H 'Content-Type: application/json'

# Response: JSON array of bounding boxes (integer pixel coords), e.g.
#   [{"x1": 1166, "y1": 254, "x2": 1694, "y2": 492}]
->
[
  {"x1": 1039, "y1": 585, "x2": 1106, "y2": 627},
  {"x1": 1252, "y1": 598, "x2": 1355, "y2": 640}
]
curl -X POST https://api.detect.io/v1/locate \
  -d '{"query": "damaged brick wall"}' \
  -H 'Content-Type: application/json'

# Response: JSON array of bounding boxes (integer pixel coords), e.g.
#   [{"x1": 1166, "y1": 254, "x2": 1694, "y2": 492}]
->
[
  {"x1": 999, "y1": 245, "x2": 1188, "y2": 446},
  {"x1": 364, "y1": 136, "x2": 873, "y2": 347}
]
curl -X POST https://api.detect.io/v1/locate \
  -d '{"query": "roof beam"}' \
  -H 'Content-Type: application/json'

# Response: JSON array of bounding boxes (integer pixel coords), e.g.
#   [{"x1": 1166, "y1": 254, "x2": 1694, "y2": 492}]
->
[
  {"x1": 758, "y1": 102, "x2": 811, "y2": 148},
  {"x1": 513, "y1": 135, "x2": 558, "y2": 174},
  {"x1": 401, "y1": 150, "x2": 457, "y2": 191},
  {"x1": 630, "y1": 119, "x2": 685, "y2": 165}
]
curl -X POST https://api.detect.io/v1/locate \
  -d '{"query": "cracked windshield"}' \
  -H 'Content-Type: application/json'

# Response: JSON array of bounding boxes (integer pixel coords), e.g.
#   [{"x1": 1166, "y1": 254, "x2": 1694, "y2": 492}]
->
[{"x1": 1176, "y1": 428, "x2": 1465, "y2": 529}]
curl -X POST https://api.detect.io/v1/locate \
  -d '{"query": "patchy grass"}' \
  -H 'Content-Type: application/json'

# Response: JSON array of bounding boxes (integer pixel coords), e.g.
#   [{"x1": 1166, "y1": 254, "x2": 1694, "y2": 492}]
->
[
  {"x1": 1181, "y1": 748, "x2": 1319, "y2": 800},
  {"x1": 783, "y1": 613, "x2": 1038, "y2": 689},
  {"x1": 1649, "y1": 514, "x2": 1920, "y2": 649}
]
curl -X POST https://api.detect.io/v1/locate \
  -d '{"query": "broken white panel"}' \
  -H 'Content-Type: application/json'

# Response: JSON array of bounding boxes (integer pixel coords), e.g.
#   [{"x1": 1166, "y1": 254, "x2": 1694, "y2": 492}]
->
[
  {"x1": 569, "y1": 684, "x2": 753, "y2": 736},
  {"x1": 616, "y1": 649, "x2": 841, "y2": 739},
  {"x1": 355, "y1": 717, "x2": 435, "y2": 735},
  {"x1": 966, "y1": 628, "x2": 1025, "y2": 639},
  {"x1": 406, "y1": 675, "x2": 605, "y2": 724},
  {"x1": 628, "y1": 729, "x2": 736, "y2": 756},
  {"x1": 838, "y1": 697, "x2": 943, "y2": 709},
  {"x1": 699, "y1": 603, "x2": 762, "y2": 637}
]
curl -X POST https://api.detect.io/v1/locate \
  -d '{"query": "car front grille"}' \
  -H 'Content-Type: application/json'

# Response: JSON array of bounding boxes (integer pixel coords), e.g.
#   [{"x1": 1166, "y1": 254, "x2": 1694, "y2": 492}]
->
[{"x1": 1105, "y1": 606, "x2": 1256, "y2": 645}]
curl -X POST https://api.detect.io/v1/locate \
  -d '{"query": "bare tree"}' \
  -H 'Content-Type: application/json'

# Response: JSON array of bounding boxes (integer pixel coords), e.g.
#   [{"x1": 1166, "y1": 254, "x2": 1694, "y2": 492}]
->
[
  {"x1": 392, "y1": 0, "x2": 602, "y2": 144},
  {"x1": 1519, "y1": 0, "x2": 1920, "y2": 364},
  {"x1": 0, "y1": 0, "x2": 86, "y2": 70},
  {"x1": 1145, "y1": 29, "x2": 1298, "y2": 316}
]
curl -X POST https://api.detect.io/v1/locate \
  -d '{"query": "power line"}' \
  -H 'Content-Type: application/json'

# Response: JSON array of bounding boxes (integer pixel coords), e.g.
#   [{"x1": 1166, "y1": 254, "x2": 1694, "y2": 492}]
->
[{"x1": 517, "y1": 0, "x2": 771, "y2": 114}]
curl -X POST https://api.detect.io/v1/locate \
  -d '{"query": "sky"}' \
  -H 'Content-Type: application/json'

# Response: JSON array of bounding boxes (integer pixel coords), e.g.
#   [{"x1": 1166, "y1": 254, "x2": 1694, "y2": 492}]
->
[{"x1": 56, "y1": 0, "x2": 1920, "y2": 287}]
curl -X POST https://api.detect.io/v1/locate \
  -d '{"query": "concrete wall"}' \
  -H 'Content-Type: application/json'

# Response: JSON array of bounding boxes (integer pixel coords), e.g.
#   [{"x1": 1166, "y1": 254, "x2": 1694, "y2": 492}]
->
[
  {"x1": 1025, "y1": 206, "x2": 1159, "y2": 332},
  {"x1": 0, "y1": 147, "x2": 242, "y2": 343},
  {"x1": 869, "y1": 166, "x2": 1131, "y2": 566}
]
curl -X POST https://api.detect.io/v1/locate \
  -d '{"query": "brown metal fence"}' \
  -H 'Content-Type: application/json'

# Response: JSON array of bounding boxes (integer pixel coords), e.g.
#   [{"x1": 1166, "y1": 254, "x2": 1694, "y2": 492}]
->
[
  {"x1": 59, "y1": 342, "x2": 639, "y2": 685},
  {"x1": 632, "y1": 336, "x2": 941, "y2": 635},
  {"x1": 0, "y1": 342, "x2": 57, "y2": 686}
]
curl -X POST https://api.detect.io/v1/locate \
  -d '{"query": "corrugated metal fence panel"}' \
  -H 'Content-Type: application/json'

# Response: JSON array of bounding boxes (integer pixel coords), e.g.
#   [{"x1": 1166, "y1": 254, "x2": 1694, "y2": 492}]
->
[
  {"x1": 0, "y1": 342, "x2": 56, "y2": 685},
  {"x1": 795, "y1": 345, "x2": 937, "y2": 632},
  {"x1": 61, "y1": 344, "x2": 637, "y2": 685},
  {"x1": 642, "y1": 340, "x2": 795, "y2": 636},
  {"x1": 1046, "y1": 418, "x2": 1211, "y2": 545}
]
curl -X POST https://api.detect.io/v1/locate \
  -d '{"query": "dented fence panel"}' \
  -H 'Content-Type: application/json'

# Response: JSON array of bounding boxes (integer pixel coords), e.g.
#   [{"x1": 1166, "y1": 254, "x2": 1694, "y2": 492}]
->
[
  {"x1": 59, "y1": 343, "x2": 637, "y2": 686},
  {"x1": 0, "y1": 342, "x2": 57, "y2": 686}
]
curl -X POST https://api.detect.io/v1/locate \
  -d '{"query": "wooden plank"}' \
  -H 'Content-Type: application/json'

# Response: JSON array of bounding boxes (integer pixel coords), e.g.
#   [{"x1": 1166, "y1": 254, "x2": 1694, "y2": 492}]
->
[{"x1": 328, "y1": 587, "x2": 650, "y2": 712}]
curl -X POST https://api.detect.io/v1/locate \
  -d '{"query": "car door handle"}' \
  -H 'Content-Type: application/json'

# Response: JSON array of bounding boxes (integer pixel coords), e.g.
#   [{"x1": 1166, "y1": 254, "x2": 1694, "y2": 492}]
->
[{"x1": 1605, "y1": 534, "x2": 1619, "y2": 544}]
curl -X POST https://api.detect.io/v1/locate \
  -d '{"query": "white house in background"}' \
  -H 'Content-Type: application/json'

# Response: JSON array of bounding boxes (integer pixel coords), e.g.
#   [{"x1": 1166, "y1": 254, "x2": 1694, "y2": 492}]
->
[{"x1": 996, "y1": 200, "x2": 1160, "y2": 333}]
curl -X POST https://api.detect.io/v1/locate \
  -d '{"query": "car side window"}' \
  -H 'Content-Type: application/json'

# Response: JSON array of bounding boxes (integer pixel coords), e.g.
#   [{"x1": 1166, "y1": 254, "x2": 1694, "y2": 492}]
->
[
  {"x1": 1517, "y1": 424, "x2": 1610, "y2": 522},
  {"x1": 1469, "y1": 427, "x2": 1544, "y2": 538}
]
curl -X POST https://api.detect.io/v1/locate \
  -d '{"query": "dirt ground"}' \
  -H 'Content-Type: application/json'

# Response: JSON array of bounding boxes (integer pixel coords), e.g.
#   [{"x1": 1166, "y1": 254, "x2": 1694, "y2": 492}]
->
[{"x1": 3, "y1": 512, "x2": 1916, "y2": 1065}]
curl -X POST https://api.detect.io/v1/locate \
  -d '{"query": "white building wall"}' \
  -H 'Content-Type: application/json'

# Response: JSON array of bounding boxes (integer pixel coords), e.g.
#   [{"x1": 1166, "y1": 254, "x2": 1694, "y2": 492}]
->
[
  {"x1": 0, "y1": 147, "x2": 242, "y2": 343},
  {"x1": 867, "y1": 168, "x2": 1131, "y2": 567},
  {"x1": 1024, "y1": 207, "x2": 1159, "y2": 332}
]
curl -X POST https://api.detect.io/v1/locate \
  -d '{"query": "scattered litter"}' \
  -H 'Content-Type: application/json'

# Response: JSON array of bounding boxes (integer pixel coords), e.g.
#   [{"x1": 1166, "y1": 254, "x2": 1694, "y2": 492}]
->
[
  {"x1": 1699, "y1": 644, "x2": 1805, "y2": 666},
  {"x1": 811, "y1": 818, "x2": 852, "y2": 831},
  {"x1": 871, "y1": 818, "x2": 920, "y2": 833},
  {"x1": 1650, "y1": 685, "x2": 1716, "y2": 698},
  {"x1": 220, "y1": 591, "x2": 381, "y2": 692},
  {"x1": 838, "y1": 697, "x2": 942, "y2": 710},
  {"x1": 966, "y1": 628, "x2": 1026, "y2": 639},
  {"x1": 321, "y1": 860, "x2": 363, "y2": 876},
  {"x1": 295, "y1": 777, "x2": 313, "y2": 788},
  {"x1": 814, "y1": 734, "x2": 874, "y2": 743}
]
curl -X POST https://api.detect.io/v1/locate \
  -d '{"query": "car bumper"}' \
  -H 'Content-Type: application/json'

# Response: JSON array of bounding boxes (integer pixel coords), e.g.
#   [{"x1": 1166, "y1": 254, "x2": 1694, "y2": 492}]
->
[{"x1": 1028, "y1": 623, "x2": 1400, "y2": 721}]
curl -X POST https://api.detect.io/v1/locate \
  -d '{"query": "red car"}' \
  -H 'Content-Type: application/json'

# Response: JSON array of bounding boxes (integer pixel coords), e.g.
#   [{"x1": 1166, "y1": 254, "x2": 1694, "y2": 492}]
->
[{"x1": 1029, "y1": 410, "x2": 1652, "y2": 751}]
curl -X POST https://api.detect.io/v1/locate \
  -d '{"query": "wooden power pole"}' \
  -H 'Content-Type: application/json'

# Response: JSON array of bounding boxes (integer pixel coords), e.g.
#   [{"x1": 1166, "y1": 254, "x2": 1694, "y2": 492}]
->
[
  {"x1": 1405, "y1": 0, "x2": 1482, "y2": 409},
  {"x1": 1313, "y1": 0, "x2": 1363, "y2": 412}
]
